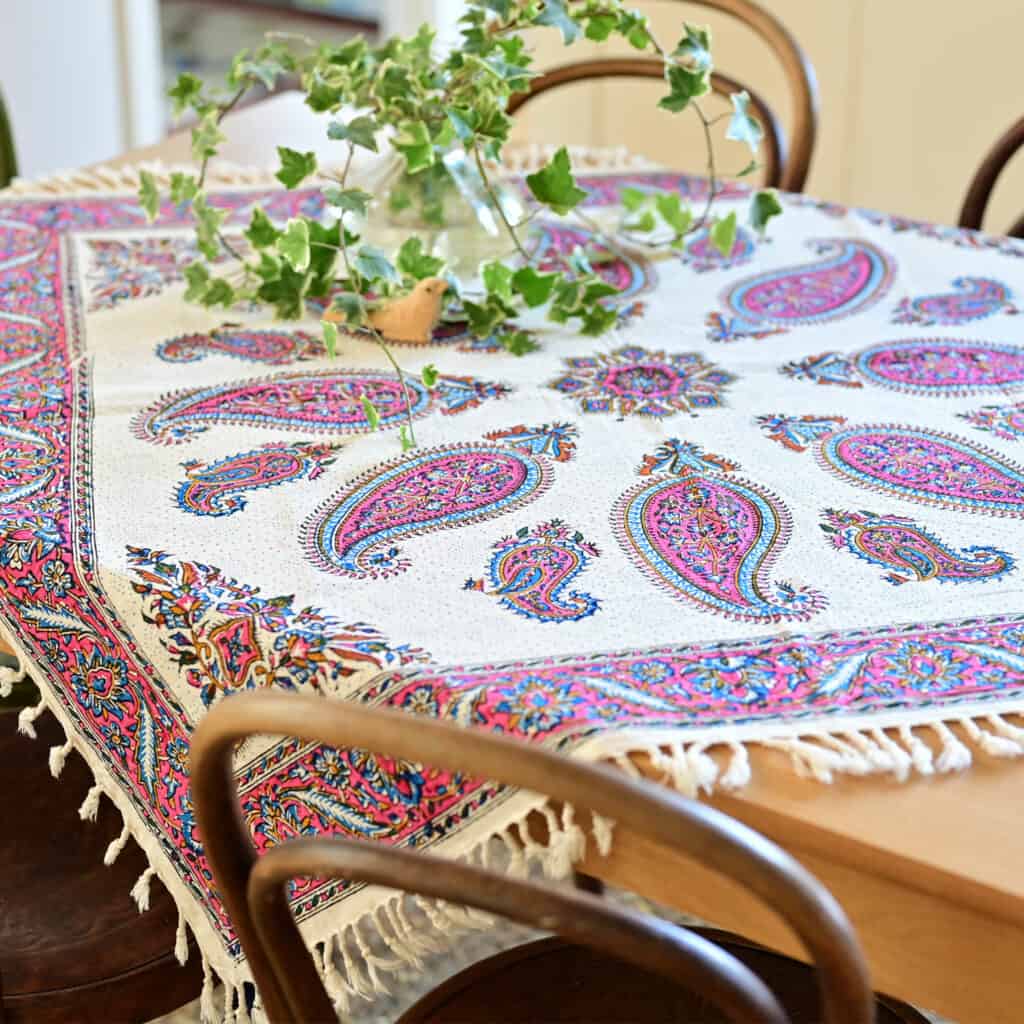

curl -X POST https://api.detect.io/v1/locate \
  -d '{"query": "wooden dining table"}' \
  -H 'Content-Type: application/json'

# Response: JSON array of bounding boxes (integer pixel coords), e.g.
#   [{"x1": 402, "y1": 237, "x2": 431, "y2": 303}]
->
[{"x1": 23, "y1": 90, "x2": 1019, "y2": 1024}]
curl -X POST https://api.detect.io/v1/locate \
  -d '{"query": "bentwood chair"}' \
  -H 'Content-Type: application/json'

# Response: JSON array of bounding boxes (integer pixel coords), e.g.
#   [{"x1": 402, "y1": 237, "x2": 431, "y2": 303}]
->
[
  {"x1": 507, "y1": 0, "x2": 819, "y2": 192},
  {"x1": 958, "y1": 113, "x2": 1024, "y2": 237},
  {"x1": 0, "y1": 88, "x2": 17, "y2": 189},
  {"x1": 192, "y1": 692, "x2": 929, "y2": 1023}
]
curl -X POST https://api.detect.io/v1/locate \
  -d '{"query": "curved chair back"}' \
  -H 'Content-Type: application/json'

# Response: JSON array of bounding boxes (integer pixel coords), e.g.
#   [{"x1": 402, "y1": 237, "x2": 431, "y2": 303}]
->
[
  {"x1": 958, "y1": 114, "x2": 1024, "y2": 237},
  {"x1": 507, "y1": 0, "x2": 818, "y2": 192},
  {"x1": 0, "y1": 89, "x2": 17, "y2": 189},
  {"x1": 192, "y1": 692, "x2": 875, "y2": 1023}
]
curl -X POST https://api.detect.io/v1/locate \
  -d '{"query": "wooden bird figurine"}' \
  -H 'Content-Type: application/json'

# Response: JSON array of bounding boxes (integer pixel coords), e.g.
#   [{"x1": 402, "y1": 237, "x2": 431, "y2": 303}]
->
[{"x1": 325, "y1": 277, "x2": 449, "y2": 345}]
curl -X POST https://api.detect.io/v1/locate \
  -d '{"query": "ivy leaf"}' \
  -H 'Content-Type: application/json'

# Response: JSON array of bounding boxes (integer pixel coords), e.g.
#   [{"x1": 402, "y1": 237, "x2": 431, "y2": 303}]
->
[
  {"x1": 580, "y1": 303, "x2": 619, "y2": 336},
  {"x1": 321, "y1": 320, "x2": 339, "y2": 358},
  {"x1": 446, "y1": 108, "x2": 476, "y2": 144},
  {"x1": 482, "y1": 260, "x2": 514, "y2": 302},
  {"x1": 138, "y1": 170, "x2": 160, "y2": 222},
  {"x1": 501, "y1": 329, "x2": 539, "y2": 356},
  {"x1": 277, "y1": 218, "x2": 311, "y2": 272},
  {"x1": 168, "y1": 72, "x2": 203, "y2": 117},
  {"x1": 620, "y1": 187, "x2": 650, "y2": 212},
  {"x1": 397, "y1": 238, "x2": 445, "y2": 279},
  {"x1": 399, "y1": 425, "x2": 415, "y2": 451},
  {"x1": 332, "y1": 292, "x2": 366, "y2": 327},
  {"x1": 193, "y1": 196, "x2": 228, "y2": 260},
  {"x1": 191, "y1": 112, "x2": 225, "y2": 163},
  {"x1": 355, "y1": 244, "x2": 400, "y2": 285},
  {"x1": 655, "y1": 193, "x2": 693, "y2": 235},
  {"x1": 672, "y1": 24, "x2": 712, "y2": 72},
  {"x1": 725, "y1": 91, "x2": 763, "y2": 154},
  {"x1": 245, "y1": 207, "x2": 280, "y2": 249},
  {"x1": 525, "y1": 146, "x2": 588, "y2": 215},
  {"x1": 710, "y1": 210, "x2": 738, "y2": 257},
  {"x1": 169, "y1": 172, "x2": 199, "y2": 206},
  {"x1": 421, "y1": 363, "x2": 439, "y2": 388},
  {"x1": 750, "y1": 189, "x2": 784, "y2": 234},
  {"x1": 324, "y1": 186, "x2": 372, "y2": 216},
  {"x1": 361, "y1": 395, "x2": 381, "y2": 430},
  {"x1": 659, "y1": 63, "x2": 709, "y2": 113},
  {"x1": 625, "y1": 209, "x2": 657, "y2": 233},
  {"x1": 326, "y1": 116, "x2": 379, "y2": 152},
  {"x1": 203, "y1": 278, "x2": 236, "y2": 308},
  {"x1": 464, "y1": 298, "x2": 508, "y2": 339},
  {"x1": 393, "y1": 121, "x2": 435, "y2": 175},
  {"x1": 585, "y1": 13, "x2": 618, "y2": 42},
  {"x1": 536, "y1": 0, "x2": 580, "y2": 44},
  {"x1": 257, "y1": 263, "x2": 309, "y2": 320},
  {"x1": 276, "y1": 147, "x2": 318, "y2": 189},
  {"x1": 737, "y1": 159, "x2": 761, "y2": 178},
  {"x1": 183, "y1": 262, "x2": 210, "y2": 303},
  {"x1": 511, "y1": 266, "x2": 558, "y2": 307}
]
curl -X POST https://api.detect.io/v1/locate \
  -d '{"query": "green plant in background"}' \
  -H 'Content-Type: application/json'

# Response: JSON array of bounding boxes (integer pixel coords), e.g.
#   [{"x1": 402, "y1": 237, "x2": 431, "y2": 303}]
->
[{"x1": 140, "y1": 0, "x2": 783, "y2": 449}]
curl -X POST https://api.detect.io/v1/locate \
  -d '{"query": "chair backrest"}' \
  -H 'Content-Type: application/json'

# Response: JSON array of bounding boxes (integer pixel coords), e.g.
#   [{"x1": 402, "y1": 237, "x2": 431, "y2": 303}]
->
[
  {"x1": 958, "y1": 114, "x2": 1024, "y2": 238},
  {"x1": 0, "y1": 88, "x2": 17, "y2": 189},
  {"x1": 507, "y1": 0, "x2": 818, "y2": 192},
  {"x1": 192, "y1": 692, "x2": 875, "y2": 1024}
]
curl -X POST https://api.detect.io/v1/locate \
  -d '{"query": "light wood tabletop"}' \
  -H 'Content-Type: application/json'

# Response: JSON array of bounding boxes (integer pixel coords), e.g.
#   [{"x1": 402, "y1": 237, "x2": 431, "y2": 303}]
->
[{"x1": 51, "y1": 91, "x2": 1016, "y2": 1022}]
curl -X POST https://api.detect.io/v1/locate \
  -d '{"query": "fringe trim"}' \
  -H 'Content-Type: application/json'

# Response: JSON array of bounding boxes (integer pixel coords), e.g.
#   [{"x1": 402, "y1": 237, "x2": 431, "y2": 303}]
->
[
  {"x1": 0, "y1": 659, "x2": 25, "y2": 698},
  {"x1": 2, "y1": 146, "x2": 654, "y2": 198}
]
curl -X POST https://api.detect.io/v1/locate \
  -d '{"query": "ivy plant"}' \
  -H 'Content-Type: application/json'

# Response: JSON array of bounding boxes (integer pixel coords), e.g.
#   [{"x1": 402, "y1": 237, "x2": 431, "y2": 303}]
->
[{"x1": 140, "y1": 0, "x2": 782, "y2": 449}]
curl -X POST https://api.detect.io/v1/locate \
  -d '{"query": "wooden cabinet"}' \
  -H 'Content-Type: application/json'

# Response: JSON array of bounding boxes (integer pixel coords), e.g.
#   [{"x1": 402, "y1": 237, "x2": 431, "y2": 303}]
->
[{"x1": 507, "y1": 0, "x2": 1024, "y2": 229}]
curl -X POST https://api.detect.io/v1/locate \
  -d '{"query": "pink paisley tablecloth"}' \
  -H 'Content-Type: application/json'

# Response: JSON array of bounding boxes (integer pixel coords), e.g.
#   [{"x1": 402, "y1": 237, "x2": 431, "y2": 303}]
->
[{"x1": 2, "y1": 164, "x2": 1024, "y2": 1020}]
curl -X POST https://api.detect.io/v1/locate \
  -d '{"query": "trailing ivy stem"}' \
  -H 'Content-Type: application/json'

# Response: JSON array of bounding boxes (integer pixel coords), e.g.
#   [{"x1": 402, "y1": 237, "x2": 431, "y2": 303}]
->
[
  {"x1": 197, "y1": 85, "x2": 249, "y2": 191},
  {"x1": 690, "y1": 98, "x2": 719, "y2": 233},
  {"x1": 472, "y1": 144, "x2": 532, "y2": 262},
  {"x1": 334, "y1": 141, "x2": 417, "y2": 448}
]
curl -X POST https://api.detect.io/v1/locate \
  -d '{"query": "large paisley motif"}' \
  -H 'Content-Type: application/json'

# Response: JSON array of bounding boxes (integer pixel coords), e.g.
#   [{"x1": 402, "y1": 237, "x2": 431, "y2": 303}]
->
[
  {"x1": 761, "y1": 416, "x2": 1024, "y2": 517},
  {"x1": 302, "y1": 424, "x2": 576, "y2": 578},
  {"x1": 131, "y1": 370, "x2": 508, "y2": 445},
  {"x1": 176, "y1": 441, "x2": 341, "y2": 517},
  {"x1": 707, "y1": 238, "x2": 895, "y2": 342},
  {"x1": 892, "y1": 276, "x2": 1016, "y2": 326},
  {"x1": 0, "y1": 422, "x2": 59, "y2": 504},
  {"x1": 464, "y1": 520, "x2": 601, "y2": 623},
  {"x1": 613, "y1": 440, "x2": 826, "y2": 621},
  {"x1": 783, "y1": 339, "x2": 1024, "y2": 396},
  {"x1": 156, "y1": 328, "x2": 324, "y2": 365},
  {"x1": 821, "y1": 509, "x2": 1014, "y2": 586}
]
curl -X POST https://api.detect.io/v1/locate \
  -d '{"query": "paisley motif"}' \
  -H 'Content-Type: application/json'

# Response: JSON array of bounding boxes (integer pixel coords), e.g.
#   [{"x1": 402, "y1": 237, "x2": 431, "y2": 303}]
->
[
  {"x1": 549, "y1": 345, "x2": 735, "y2": 418},
  {"x1": 156, "y1": 328, "x2": 323, "y2": 365},
  {"x1": 176, "y1": 441, "x2": 341, "y2": 517},
  {"x1": 0, "y1": 423, "x2": 59, "y2": 505},
  {"x1": 1, "y1": 323, "x2": 47, "y2": 375},
  {"x1": 821, "y1": 509, "x2": 1014, "y2": 586},
  {"x1": 302, "y1": 424, "x2": 576, "y2": 578},
  {"x1": 680, "y1": 225, "x2": 757, "y2": 273},
  {"x1": 706, "y1": 238, "x2": 895, "y2": 342},
  {"x1": 613, "y1": 440, "x2": 826, "y2": 621},
  {"x1": 464, "y1": 520, "x2": 601, "y2": 623},
  {"x1": 130, "y1": 370, "x2": 508, "y2": 445},
  {"x1": 783, "y1": 339, "x2": 1024, "y2": 396},
  {"x1": 892, "y1": 276, "x2": 1016, "y2": 325},
  {"x1": 960, "y1": 401, "x2": 1024, "y2": 442},
  {"x1": 761, "y1": 416, "x2": 1024, "y2": 517}
]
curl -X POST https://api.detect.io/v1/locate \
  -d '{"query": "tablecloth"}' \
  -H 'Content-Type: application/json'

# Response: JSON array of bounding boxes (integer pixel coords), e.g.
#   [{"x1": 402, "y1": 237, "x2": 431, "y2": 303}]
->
[{"x1": 2, "y1": 160, "x2": 1024, "y2": 1020}]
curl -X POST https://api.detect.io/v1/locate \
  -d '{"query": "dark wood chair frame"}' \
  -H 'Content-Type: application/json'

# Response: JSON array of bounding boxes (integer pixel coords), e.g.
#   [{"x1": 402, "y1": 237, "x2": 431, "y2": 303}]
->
[
  {"x1": 958, "y1": 113, "x2": 1024, "y2": 237},
  {"x1": 507, "y1": 0, "x2": 819, "y2": 192},
  {"x1": 192, "y1": 692, "x2": 876, "y2": 1024}
]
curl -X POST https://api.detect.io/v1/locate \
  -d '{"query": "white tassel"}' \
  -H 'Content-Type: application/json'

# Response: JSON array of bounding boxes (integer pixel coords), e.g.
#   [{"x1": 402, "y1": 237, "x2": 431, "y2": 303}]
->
[
  {"x1": 720, "y1": 742, "x2": 751, "y2": 789},
  {"x1": 842, "y1": 730, "x2": 895, "y2": 773},
  {"x1": 763, "y1": 738, "x2": 845, "y2": 784},
  {"x1": 930, "y1": 722, "x2": 972, "y2": 773},
  {"x1": 17, "y1": 698, "x2": 45, "y2": 738},
  {"x1": 336, "y1": 926, "x2": 374, "y2": 1000},
  {"x1": 590, "y1": 812, "x2": 616, "y2": 857},
  {"x1": 233, "y1": 984, "x2": 253, "y2": 1024},
  {"x1": 200, "y1": 958, "x2": 217, "y2": 1024},
  {"x1": 611, "y1": 753, "x2": 641, "y2": 778},
  {"x1": 174, "y1": 910, "x2": 190, "y2": 965},
  {"x1": 816, "y1": 734, "x2": 873, "y2": 775},
  {"x1": 897, "y1": 725, "x2": 935, "y2": 775},
  {"x1": 78, "y1": 782, "x2": 103, "y2": 821},
  {"x1": 130, "y1": 866, "x2": 157, "y2": 912},
  {"x1": 48, "y1": 737, "x2": 73, "y2": 778},
  {"x1": 961, "y1": 717, "x2": 1023, "y2": 758},
  {"x1": 499, "y1": 824, "x2": 527, "y2": 877},
  {"x1": 350, "y1": 921, "x2": 391, "y2": 996},
  {"x1": 653, "y1": 743, "x2": 702, "y2": 797},
  {"x1": 987, "y1": 714, "x2": 1024, "y2": 744},
  {"x1": 514, "y1": 817, "x2": 547, "y2": 866},
  {"x1": 686, "y1": 743, "x2": 720, "y2": 794},
  {"x1": 0, "y1": 663, "x2": 24, "y2": 697},
  {"x1": 104, "y1": 822, "x2": 132, "y2": 865},
  {"x1": 321, "y1": 936, "x2": 353, "y2": 1014},
  {"x1": 868, "y1": 728, "x2": 913, "y2": 782}
]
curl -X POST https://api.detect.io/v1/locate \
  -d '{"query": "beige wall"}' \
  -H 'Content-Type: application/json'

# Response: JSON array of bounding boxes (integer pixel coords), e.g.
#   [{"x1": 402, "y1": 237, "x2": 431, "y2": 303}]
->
[{"x1": 508, "y1": 1, "x2": 1023, "y2": 231}]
